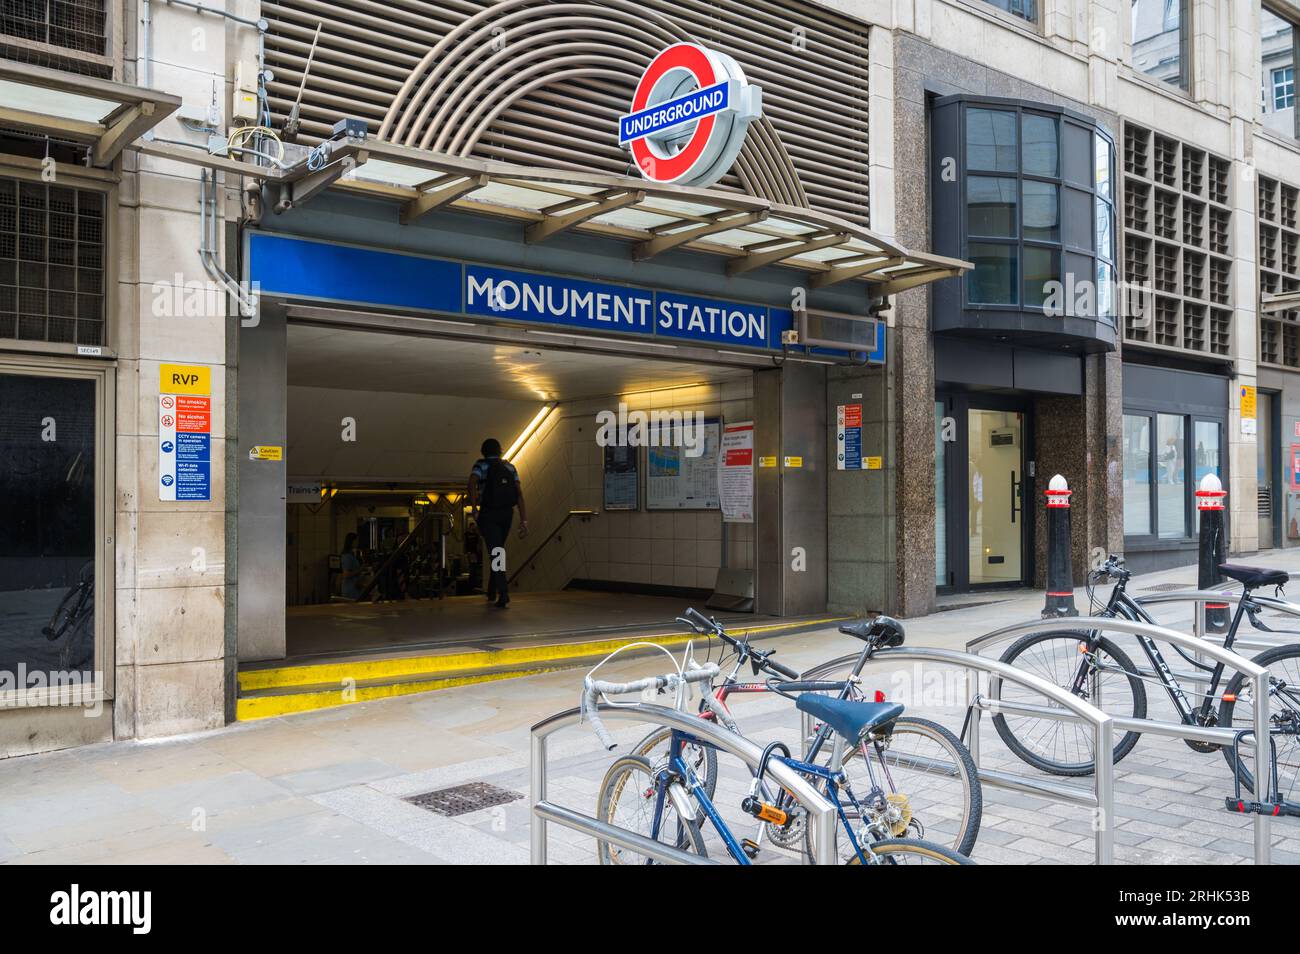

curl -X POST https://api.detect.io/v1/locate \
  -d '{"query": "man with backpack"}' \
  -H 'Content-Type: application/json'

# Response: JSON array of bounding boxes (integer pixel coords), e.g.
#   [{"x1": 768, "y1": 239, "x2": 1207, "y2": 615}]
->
[{"x1": 468, "y1": 438, "x2": 528, "y2": 608}]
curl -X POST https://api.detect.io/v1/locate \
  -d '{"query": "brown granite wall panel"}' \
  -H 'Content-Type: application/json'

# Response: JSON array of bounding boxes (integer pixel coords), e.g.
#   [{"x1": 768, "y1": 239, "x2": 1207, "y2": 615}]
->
[{"x1": 890, "y1": 33, "x2": 1122, "y2": 611}]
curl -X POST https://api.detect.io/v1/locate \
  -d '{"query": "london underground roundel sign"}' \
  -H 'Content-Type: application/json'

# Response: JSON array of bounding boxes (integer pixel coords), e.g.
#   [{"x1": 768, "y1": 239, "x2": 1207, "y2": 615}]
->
[{"x1": 618, "y1": 43, "x2": 762, "y2": 188}]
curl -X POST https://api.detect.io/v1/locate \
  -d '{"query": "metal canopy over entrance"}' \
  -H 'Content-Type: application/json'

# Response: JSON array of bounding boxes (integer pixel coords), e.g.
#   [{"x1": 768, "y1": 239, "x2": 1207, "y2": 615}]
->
[
  {"x1": 0, "y1": 60, "x2": 180, "y2": 166},
  {"x1": 143, "y1": 136, "x2": 968, "y2": 295},
  {"x1": 340, "y1": 142, "x2": 969, "y2": 294}
]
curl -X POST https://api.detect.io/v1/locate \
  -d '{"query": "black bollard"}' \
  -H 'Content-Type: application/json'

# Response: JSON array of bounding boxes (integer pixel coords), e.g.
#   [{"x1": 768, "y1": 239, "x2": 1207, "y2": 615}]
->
[
  {"x1": 1043, "y1": 474, "x2": 1078, "y2": 618},
  {"x1": 1196, "y1": 473, "x2": 1229, "y2": 634}
]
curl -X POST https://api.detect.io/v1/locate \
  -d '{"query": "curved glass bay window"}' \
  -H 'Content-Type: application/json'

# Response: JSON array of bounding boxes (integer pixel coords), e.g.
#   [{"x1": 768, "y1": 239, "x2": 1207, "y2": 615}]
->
[{"x1": 930, "y1": 96, "x2": 1118, "y2": 352}]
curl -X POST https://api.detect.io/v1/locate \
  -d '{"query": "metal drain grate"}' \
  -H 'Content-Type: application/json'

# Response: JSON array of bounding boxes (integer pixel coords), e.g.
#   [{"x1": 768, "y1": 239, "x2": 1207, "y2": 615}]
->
[
  {"x1": 1141, "y1": 582, "x2": 1196, "y2": 592},
  {"x1": 405, "y1": 782, "x2": 522, "y2": 817}
]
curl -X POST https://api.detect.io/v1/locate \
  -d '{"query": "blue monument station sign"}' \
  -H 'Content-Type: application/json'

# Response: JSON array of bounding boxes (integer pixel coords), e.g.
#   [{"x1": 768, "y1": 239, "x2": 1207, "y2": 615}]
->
[{"x1": 246, "y1": 232, "x2": 882, "y2": 362}]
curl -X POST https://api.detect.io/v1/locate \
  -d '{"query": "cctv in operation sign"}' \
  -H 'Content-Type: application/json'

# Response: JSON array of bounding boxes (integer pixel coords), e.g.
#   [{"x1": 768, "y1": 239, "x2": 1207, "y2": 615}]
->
[{"x1": 158, "y1": 363, "x2": 212, "y2": 502}]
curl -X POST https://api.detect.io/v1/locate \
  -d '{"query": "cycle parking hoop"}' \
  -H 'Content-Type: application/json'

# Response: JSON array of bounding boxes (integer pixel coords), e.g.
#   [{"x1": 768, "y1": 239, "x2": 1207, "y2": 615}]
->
[
  {"x1": 967, "y1": 616, "x2": 1274, "y2": 865},
  {"x1": 528, "y1": 701, "x2": 840, "y2": 865},
  {"x1": 1135, "y1": 589, "x2": 1300, "y2": 656},
  {"x1": 800, "y1": 645, "x2": 1116, "y2": 864}
]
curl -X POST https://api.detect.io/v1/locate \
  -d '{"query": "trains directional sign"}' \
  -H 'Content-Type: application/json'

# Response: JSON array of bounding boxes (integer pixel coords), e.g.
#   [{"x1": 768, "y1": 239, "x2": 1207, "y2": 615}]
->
[{"x1": 619, "y1": 43, "x2": 762, "y2": 188}]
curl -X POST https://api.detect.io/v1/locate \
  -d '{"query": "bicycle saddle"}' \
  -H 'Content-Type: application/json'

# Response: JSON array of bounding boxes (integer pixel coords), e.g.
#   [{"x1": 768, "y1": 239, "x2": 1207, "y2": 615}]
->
[
  {"x1": 795, "y1": 694, "x2": 904, "y2": 745},
  {"x1": 1217, "y1": 564, "x2": 1289, "y2": 589},
  {"x1": 838, "y1": 615, "x2": 906, "y2": 647}
]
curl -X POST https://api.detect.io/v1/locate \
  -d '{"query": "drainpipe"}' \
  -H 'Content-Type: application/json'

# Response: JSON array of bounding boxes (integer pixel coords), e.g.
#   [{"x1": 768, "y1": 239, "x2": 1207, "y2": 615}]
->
[{"x1": 199, "y1": 168, "x2": 258, "y2": 319}]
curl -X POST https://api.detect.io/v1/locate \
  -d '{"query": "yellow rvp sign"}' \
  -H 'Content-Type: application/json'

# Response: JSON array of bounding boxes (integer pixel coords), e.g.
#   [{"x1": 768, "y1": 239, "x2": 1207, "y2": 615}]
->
[
  {"x1": 249, "y1": 445, "x2": 283, "y2": 461},
  {"x1": 160, "y1": 363, "x2": 210, "y2": 395},
  {"x1": 1241, "y1": 385, "x2": 1256, "y2": 419}
]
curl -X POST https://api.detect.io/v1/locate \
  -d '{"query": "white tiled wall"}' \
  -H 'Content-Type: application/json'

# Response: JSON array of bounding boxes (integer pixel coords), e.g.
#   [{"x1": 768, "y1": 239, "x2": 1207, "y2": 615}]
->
[{"x1": 510, "y1": 376, "x2": 755, "y2": 593}]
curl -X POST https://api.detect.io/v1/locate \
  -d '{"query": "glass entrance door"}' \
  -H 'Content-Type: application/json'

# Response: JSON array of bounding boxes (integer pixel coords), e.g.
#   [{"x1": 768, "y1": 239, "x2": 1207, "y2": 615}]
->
[
  {"x1": 967, "y1": 408, "x2": 1024, "y2": 585},
  {"x1": 936, "y1": 393, "x2": 1032, "y2": 592}
]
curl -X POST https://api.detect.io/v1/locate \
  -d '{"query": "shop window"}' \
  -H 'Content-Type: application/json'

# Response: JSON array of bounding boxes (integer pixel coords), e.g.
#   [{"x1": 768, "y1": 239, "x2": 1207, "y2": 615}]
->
[
  {"x1": 1262, "y1": 7, "x2": 1298, "y2": 140},
  {"x1": 1193, "y1": 419, "x2": 1221, "y2": 530},
  {"x1": 1123, "y1": 414, "x2": 1153, "y2": 536},
  {"x1": 1124, "y1": 409, "x2": 1223, "y2": 542},
  {"x1": 1156, "y1": 413, "x2": 1187, "y2": 538},
  {"x1": 1131, "y1": 0, "x2": 1190, "y2": 91}
]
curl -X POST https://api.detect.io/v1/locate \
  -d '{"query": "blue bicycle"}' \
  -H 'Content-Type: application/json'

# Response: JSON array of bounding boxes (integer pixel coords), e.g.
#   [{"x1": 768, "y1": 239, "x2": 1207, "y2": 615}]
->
[{"x1": 585, "y1": 666, "x2": 974, "y2": 865}]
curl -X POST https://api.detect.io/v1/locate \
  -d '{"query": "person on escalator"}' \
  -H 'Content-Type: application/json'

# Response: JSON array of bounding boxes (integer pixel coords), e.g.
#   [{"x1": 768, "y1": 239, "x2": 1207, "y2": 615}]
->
[{"x1": 468, "y1": 438, "x2": 529, "y2": 608}]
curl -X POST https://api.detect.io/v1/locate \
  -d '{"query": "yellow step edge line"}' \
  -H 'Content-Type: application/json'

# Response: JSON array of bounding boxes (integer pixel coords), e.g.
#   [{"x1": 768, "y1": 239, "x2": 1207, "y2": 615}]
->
[
  {"x1": 238, "y1": 617, "x2": 848, "y2": 692},
  {"x1": 236, "y1": 666, "x2": 565, "y2": 721}
]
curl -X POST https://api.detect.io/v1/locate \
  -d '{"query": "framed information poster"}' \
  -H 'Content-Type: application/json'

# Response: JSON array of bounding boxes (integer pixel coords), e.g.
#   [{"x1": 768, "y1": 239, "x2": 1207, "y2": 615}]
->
[
  {"x1": 603, "y1": 444, "x2": 639, "y2": 510},
  {"x1": 718, "y1": 421, "x2": 754, "y2": 523},
  {"x1": 646, "y1": 418, "x2": 722, "y2": 510}
]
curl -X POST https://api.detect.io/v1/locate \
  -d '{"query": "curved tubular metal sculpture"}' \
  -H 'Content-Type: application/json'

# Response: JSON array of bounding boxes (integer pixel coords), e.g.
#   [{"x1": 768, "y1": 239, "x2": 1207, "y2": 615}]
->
[{"x1": 379, "y1": 0, "x2": 807, "y2": 206}]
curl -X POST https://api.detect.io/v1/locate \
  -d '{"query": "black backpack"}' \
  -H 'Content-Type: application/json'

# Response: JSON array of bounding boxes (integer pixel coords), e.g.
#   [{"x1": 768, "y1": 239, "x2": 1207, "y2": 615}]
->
[{"x1": 480, "y1": 459, "x2": 518, "y2": 510}]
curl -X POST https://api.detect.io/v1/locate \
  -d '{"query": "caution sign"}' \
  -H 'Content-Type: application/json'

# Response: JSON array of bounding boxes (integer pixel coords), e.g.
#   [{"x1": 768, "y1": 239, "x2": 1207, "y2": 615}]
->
[
  {"x1": 248, "y1": 445, "x2": 283, "y2": 461},
  {"x1": 158, "y1": 364, "x2": 211, "y2": 502}
]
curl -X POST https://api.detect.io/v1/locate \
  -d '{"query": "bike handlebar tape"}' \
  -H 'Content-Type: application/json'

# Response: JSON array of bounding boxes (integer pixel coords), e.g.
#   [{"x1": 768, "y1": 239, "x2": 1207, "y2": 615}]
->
[
  {"x1": 1196, "y1": 473, "x2": 1229, "y2": 635},
  {"x1": 581, "y1": 680, "x2": 617, "y2": 751},
  {"x1": 767, "y1": 657, "x2": 800, "y2": 680},
  {"x1": 1043, "y1": 474, "x2": 1079, "y2": 619}
]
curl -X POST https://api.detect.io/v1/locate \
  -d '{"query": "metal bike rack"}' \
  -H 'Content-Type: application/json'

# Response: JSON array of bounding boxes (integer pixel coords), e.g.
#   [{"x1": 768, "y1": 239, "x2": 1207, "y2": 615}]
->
[
  {"x1": 1136, "y1": 589, "x2": 1300, "y2": 656},
  {"x1": 968, "y1": 616, "x2": 1274, "y2": 864},
  {"x1": 529, "y1": 701, "x2": 839, "y2": 865},
  {"x1": 799, "y1": 646, "x2": 1116, "y2": 864}
]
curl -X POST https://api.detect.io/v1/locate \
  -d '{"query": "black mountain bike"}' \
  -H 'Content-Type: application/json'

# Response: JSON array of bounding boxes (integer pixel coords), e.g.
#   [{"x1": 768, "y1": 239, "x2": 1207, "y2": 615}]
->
[{"x1": 991, "y1": 555, "x2": 1300, "y2": 814}]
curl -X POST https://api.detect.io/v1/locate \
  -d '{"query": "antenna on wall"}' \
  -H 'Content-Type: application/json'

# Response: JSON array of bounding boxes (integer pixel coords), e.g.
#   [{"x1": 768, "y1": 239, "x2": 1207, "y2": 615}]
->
[{"x1": 283, "y1": 22, "x2": 323, "y2": 142}]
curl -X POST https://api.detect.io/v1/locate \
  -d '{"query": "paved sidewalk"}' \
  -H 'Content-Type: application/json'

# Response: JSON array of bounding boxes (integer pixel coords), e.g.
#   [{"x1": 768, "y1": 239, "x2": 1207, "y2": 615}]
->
[{"x1": 5, "y1": 554, "x2": 1300, "y2": 864}]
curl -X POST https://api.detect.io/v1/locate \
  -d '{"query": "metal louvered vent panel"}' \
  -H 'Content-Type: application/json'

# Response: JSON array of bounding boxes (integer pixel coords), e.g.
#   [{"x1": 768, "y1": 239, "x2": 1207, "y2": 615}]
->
[
  {"x1": 0, "y1": 177, "x2": 107, "y2": 346},
  {"x1": 263, "y1": 0, "x2": 871, "y2": 226},
  {"x1": 0, "y1": 0, "x2": 112, "y2": 77}
]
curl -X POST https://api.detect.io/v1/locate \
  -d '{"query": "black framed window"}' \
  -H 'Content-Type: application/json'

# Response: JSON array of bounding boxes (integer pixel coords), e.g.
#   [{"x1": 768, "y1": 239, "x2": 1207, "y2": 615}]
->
[
  {"x1": 959, "y1": 105, "x2": 1116, "y2": 321},
  {"x1": 1123, "y1": 409, "x2": 1223, "y2": 543}
]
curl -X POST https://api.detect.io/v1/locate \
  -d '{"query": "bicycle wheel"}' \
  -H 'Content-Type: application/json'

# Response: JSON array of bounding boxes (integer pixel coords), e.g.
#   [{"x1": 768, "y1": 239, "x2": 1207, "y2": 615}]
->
[
  {"x1": 596, "y1": 755, "x2": 707, "y2": 864},
  {"x1": 840, "y1": 716, "x2": 982, "y2": 857},
  {"x1": 630, "y1": 726, "x2": 718, "y2": 805},
  {"x1": 847, "y1": 837, "x2": 975, "y2": 865},
  {"x1": 992, "y1": 631, "x2": 1147, "y2": 776},
  {"x1": 1219, "y1": 644, "x2": 1300, "y2": 798}
]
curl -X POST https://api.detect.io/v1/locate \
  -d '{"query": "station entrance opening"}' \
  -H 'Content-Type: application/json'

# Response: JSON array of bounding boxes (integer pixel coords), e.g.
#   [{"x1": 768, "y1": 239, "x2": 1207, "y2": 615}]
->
[{"x1": 280, "y1": 321, "x2": 771, "y2": 662}]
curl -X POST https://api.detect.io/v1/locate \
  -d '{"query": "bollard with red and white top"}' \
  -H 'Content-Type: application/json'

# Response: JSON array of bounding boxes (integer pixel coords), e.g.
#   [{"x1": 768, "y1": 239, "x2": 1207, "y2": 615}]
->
[
  {"x1": 1042, "y1": 474, "x2": 1078, "y2": 618},
  {"x1": 1196, "y1": 472, "x2": 1229, "y2": 633}
]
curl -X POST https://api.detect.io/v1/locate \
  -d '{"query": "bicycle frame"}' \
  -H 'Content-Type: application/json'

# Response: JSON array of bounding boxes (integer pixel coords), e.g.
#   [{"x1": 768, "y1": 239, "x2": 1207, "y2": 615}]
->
[
  {"x1": 1076, "y1": 573, "x2": 1262, "y2": 728},
  {"x1": 650, "y1": 727, "x2": 870, "y2": 865}
]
